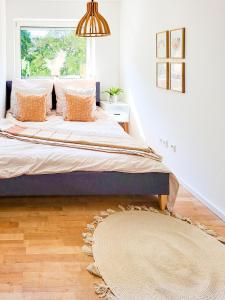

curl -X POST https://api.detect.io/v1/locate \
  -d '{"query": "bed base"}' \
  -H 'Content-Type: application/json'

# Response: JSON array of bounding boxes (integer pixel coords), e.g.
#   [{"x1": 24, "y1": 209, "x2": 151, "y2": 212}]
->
[{"x1": 0, "y1": 172, "x2": 169, "y2": 210}]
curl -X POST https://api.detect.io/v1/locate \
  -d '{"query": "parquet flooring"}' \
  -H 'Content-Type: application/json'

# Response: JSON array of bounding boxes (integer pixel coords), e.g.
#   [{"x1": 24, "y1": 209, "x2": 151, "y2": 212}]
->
[{"x1": 0, "y1": 187, "x2": 224, "y2": 299}]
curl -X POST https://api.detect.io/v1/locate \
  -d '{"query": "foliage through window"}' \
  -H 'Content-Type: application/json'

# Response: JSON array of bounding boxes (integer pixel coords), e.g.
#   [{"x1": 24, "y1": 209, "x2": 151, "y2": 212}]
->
[{"x1": 20, "y1": 27, "x2": 87, "y2": 78}]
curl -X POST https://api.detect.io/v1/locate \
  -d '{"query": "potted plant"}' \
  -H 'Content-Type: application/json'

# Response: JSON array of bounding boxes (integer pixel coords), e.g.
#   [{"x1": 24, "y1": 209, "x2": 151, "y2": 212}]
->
[{"x1": 104, "y1": 87, "x2": 124, "y2": 103}]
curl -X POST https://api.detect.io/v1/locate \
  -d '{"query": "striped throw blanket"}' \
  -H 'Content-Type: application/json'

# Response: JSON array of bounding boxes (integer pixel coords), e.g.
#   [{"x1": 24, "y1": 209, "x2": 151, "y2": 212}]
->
[{"x1": 0, "y1": 125, "x2": 162, "y2": 162}]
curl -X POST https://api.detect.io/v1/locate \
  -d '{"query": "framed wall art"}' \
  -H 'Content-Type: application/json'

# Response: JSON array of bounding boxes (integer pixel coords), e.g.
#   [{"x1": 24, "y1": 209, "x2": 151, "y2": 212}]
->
[
  {"x1": 156, "y1": 62, "x2": 169, "y2": 90},
  {"x1": 170, "y1": 63, "x2": 185, "y2": 93},
  {"x1": 170, "y1": 28, "x2": 185, "y2": 59},
  {"x1": 156, "y1": 31, "x2": 169, "y2": 58}
]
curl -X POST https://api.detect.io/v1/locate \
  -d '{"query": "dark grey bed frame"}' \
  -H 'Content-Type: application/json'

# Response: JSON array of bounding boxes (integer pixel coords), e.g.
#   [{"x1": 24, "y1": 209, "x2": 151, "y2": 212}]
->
[{"x1": 0, "y1": 81, "x2": 169, "y2": 210}]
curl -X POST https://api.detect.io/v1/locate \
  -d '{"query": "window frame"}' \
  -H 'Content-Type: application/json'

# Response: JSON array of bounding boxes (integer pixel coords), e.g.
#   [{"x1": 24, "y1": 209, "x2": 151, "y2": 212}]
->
[{"x1": 14, "y1": 19, "x2": 96, "y2": 79}]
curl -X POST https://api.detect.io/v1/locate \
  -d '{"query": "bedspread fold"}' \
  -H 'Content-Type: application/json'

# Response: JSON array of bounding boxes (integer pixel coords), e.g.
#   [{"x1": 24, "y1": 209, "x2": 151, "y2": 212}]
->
[{"x1": 0, "y1": 124, "x2": 162, "y2": 161}]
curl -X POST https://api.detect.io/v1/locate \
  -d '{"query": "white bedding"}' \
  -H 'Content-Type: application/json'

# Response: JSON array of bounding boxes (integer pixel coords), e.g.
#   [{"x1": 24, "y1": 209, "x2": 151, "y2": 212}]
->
[
  {"x1": 0, "y1": 109, "x2": 179, "y2": 209},
  {"x1": 1, "y1": 109, "x2": 168, "y2": 177}
]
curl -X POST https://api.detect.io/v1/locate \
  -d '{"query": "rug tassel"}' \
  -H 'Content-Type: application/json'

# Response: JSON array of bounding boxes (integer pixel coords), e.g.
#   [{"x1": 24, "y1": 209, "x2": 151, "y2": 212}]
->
[
  {"x1": 205, "y1": 229, "x2": 217, "y2": 237},
  {"x1": 118, "y1": 205, "x2": 126, "y2": 211},
  {"x1": 94, "y1": 283, "x2": 116, "y2": 299},
  {"x1": 217, "y1": 236, "x2": 225, "y2": 244},
  {"x1": 196, "y1": 223, "x2": 208, "y2": 230},
  {"x1": 100, "y1": 211, "x2": 110, "y2": 218},
  {"x1": 161, "y1": 210, "x2": 171, "y2": 216},
  {"x1": 87, "y1": 263, "x2": 102, "y2": 278},
  {"x1": 172, "y1": 212, "x2": 183, "y2": 220},
  {"x1": 181, "y1": 217, "x2": 192, "y2": 224},
  {"x1": 87, "y1": 224, "x2": 95, "y2": 232},
  {"x1": 141, "y1": 205, "x2": 149, "y2": 211},
  {"x1": 94, "y1": 283, "x2": 110, "y2": 298},
  {"x1": 84, "y1": 236, "x2": 94, "y2": 245},
  {"x1": 81, "y1": 245, "x2": 93, "y2": 256},
  {"x1": 94, "y1": 216, "x2": 104, "y2": 223},
  {"x1": 148, "y1": 207, "x2": 159, "y2": 213},
  {"x1": 127, "y1": 205, "x2": 135, "y2": 211},
  {"x1": 107, "y1": 209, "x2": 116, "y2": 214},
  {"x1": 106, "y1": 293, "x2": 118, "y2": 300},
  {"x1": 82, "y1": 232, "x2": 93, "y2": 239},
  {"x1": 134, "y1": 206, "x2": 142, "y2": 211}
]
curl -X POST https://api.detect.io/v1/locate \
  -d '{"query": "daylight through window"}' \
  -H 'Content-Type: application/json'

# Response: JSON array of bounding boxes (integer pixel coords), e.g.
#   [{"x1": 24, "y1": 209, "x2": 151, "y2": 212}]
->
[{"x1": 20, "y1": 27, "x2": 87, "y2": 78}]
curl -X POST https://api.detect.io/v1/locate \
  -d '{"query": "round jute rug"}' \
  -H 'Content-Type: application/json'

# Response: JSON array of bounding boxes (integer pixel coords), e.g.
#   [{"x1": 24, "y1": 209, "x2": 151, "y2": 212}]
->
[{"x1": 82, "y1": 207, "x2": 225, "y2": 300}]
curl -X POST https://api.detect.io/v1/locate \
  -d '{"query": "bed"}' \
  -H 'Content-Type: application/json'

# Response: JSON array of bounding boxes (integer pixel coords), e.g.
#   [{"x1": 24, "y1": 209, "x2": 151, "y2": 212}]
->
[{"x1": 0, "y1": 81, "x2": 177, "y2": 211}]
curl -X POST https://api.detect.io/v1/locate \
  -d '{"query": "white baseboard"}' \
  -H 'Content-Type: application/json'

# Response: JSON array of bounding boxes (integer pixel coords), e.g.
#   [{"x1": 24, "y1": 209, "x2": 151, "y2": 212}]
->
[{"x1": 178, "y1": 177, "x2": 225, "y2": 222}]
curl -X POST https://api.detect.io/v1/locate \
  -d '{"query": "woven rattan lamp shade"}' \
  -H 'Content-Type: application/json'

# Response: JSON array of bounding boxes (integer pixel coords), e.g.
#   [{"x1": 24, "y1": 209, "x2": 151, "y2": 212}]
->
[{"x1": 76, "y1": 0, "x2": 111, "y2": 37}]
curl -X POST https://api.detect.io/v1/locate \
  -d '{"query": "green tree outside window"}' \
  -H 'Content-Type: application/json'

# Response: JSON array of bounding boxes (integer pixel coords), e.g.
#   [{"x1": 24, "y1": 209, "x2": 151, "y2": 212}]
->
[{"x1": 20, "y1": 28, "x2": 87, "y2": 78}]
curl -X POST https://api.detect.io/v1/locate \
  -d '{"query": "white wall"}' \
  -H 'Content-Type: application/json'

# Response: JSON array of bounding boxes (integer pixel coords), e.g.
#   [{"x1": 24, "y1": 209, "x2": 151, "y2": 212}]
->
[
  {"x1": 6, "y1": 0, "x2": 120, "y2": 90},
  {"x1": 0, "y1": 0, "x2": 6, "y2": 118},
  {"x1": 120, "y1": 0, "x2": 225, "y2": 219}
]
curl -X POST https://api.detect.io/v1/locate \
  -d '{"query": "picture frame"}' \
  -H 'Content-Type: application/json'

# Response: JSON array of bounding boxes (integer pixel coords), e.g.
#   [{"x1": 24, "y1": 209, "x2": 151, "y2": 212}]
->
[
  {"x1": 170, "y1": 63, "x2": 185, "y2": 93},
  {"x1": 156, "y1": 62, "x2": 169, "y2": 90},
  {"x1": 156, "y1": 31, "x2": 169, "y2": 59},
  {"x1": 170, "y1": 28, "x2": 185, "y2": 59}
]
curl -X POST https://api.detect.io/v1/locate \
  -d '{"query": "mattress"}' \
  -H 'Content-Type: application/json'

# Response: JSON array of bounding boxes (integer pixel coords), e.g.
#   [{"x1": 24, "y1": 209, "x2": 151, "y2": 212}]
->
[{"x1": 0, "y1": 109, "x2": 170, "y2": 179}]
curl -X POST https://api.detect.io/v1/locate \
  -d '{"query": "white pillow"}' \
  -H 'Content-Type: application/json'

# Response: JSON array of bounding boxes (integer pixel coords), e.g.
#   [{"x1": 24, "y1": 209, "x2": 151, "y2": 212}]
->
[
  {"x1": 11, "y1": 79, "x2": 54, "y2": 116},
  {"x1": 54, "y1": 79, "x2": 96, "y2": 114},
  {"x1": 65, "y1": 87, "x2": 95, "y2": 96},
  {"x1": 16, "y1": 88, "x2": 47, "y2": 95}
]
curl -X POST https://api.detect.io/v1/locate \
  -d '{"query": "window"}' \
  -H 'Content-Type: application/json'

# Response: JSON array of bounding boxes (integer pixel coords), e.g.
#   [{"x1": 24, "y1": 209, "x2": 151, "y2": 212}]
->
[{"x1": 15, "y1": 20, "x2": 95, "y2": 79}]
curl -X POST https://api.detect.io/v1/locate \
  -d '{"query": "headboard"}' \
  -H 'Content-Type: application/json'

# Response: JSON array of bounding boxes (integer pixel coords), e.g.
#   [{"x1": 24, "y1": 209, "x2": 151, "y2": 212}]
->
[{"x1": 6, "y1": 81, "x2": 101, "y2": 111}]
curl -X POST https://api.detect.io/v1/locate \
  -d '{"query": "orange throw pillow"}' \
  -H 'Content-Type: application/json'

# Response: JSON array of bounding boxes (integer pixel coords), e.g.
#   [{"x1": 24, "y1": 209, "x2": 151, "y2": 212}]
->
[
  {"x1": 65, "y1": 94, "x2": 95, "y2": 122},
  {"x1": 16, "y1": 93, "x2": 47, "y2": 122}
]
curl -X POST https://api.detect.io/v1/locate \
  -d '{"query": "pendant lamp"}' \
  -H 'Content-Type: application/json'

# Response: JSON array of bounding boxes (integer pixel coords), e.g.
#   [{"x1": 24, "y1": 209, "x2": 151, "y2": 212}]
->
[{"x1": 76, "y1": 0, "x2": 111, "y2": 37}]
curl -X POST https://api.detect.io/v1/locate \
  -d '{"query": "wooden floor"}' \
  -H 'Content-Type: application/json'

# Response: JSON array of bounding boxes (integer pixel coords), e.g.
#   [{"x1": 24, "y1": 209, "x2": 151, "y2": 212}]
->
[{"x1": 0, "y1": 187, "x2": 224, "y2": 300}]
